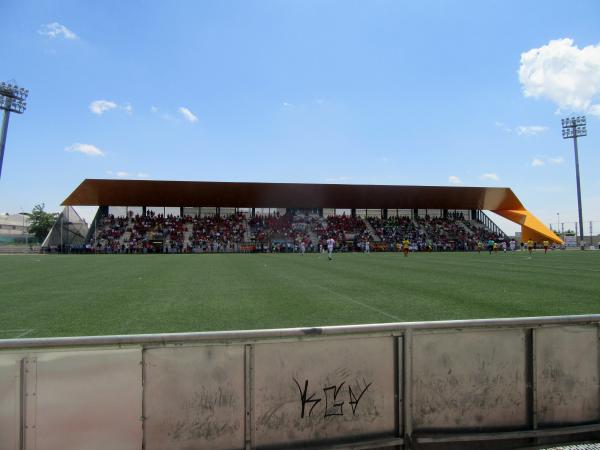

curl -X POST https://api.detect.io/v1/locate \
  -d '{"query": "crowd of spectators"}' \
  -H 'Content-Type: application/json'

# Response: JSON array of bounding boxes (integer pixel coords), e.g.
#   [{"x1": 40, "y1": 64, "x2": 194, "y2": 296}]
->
[
  {"x1": 368, "y1": 214, "x2": 503, "y2": 251},
  {"x1": 368, "y1": 216, "x2": 419, "y2": 244},
  {"x1": 93, "y1": 215, "x2": 128, "y2": 252},
  {"x1": 189, "y1": 213, "x2": 246, "y2": 252},
  {"x1": 248, "y1": 212, "x2": 312, "y2": 247},
  {"x1": 92, "y1": 212, "x2": 247, "y2": 253},
  {"x1": 315, "y1": 215, "x2": 370, "y2": 250},
  {"x1": 89, "y1": 210, "x2": 505, "y2": 254}
]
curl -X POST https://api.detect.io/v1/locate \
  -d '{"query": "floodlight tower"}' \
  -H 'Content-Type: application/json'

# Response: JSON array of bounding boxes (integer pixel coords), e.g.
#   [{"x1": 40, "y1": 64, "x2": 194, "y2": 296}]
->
[
  {"x1": 0, "y1": 81, "x2": 29, "y2": 180},
  {"x1": 561, "y1": 115, "x2": 587, "y2": 250}
]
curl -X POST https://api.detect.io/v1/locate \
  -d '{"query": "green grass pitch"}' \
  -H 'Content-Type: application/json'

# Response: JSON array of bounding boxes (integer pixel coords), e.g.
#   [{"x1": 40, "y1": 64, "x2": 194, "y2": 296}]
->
[{"x1": 0, "y1": 251, "x2": 599, "y2": 338}]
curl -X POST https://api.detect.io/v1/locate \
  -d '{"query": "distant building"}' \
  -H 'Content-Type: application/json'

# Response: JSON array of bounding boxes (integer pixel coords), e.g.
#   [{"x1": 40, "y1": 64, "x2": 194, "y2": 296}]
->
[{"x1": 0, "y1": 213, "x2": 30, "y2": 244}]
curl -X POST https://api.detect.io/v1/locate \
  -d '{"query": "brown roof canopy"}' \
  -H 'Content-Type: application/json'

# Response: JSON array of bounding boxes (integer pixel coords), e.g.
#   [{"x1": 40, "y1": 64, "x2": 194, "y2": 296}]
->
[
  {"x1": 63, "y1": 179, "x2": 526, "y2": 211},
  {"x1": 62, "y1": 179, "x2": 562, "y2": 243}
]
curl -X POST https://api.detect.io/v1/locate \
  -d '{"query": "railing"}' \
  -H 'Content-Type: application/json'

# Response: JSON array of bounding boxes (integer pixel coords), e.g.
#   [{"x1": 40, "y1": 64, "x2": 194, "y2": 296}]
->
[
  {"x1": 477, "y1": 210, "x2": 507, "y2": 238},
  {"x1": 1, "y1": 315, "x2": 600, "y2": 449}
]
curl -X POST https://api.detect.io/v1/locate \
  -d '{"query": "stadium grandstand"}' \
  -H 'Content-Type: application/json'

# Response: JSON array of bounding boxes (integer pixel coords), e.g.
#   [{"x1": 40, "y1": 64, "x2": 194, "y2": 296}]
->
[{"x1": 44, "y1": 179, "x2": 562, "y2": 253}]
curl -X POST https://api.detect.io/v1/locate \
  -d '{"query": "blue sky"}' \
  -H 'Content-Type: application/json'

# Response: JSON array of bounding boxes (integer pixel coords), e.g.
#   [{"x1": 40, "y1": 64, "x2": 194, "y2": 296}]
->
[{"x1": 1, "y1": 0, "x2": 599, "y2": 234}]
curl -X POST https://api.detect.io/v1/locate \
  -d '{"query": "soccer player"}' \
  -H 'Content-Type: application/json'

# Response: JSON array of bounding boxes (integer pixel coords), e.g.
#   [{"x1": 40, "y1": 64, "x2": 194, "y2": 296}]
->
[
  {"x1": 543, "y1": 240, "x2": 549, "y2": 254},
  {"x1": 327, "y1": 237, "x2": 335, "y2": 260},
  {"x1": 300, "y1": 240, "x2": 306, "y2": 255},
  {"x1": 493, "y1": 242, "x2": 498, "y2": 253},
  {"x1": 364, "y1": 239, "x2": 370, "y2": 254},
  {"x1": 510, "y1": 240, "x2": 516, "y2": 252},
  {"x1": 527, "y1": 239, "x2": 534, "y2": 255},
  {"x1": 502, "y1": 241, "x2": 507, "y2": 253},
  {"x1": 402, "y1": 238, "x2": 410, "y2": 257},
  {"x1": 487, "y1": 238, "x2": 494, "y2": 255},
  {"x1": 477, "y1": 241, "x2": 483, "y2": 254}
]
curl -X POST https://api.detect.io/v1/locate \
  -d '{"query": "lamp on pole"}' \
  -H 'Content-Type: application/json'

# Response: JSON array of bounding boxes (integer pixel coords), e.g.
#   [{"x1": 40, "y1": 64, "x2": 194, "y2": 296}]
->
[
  {"x1": 561, "y1": 115, "x2": 587, "y2": 250},
  {"x1": 0, "y1": 81, "x2": 28, "y2": 180}
]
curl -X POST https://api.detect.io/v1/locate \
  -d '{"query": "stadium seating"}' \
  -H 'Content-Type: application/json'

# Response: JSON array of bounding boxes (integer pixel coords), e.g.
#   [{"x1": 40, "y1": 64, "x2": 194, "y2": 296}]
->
[
  {"x1": 89, "y1": 210, "x2": 504, "y2": 253},
  {"x1": 367, "y1": 214, "x2": 503, "y2": 251}
]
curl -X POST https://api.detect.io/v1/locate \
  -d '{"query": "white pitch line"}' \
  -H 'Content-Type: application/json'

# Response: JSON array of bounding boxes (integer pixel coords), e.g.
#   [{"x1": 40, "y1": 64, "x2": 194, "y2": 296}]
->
[
  {"x1": 0, "y1": 329, "x2": 35, "y2": 339},
  {"x1": 480, "y1": 258, "x2": 600, "y2": 273},
  {"x1": 315, "y1": 283, "x2": 402, "y2": 321},
  {"x1": 265, "y1": 257, "x2": 402, "y2": 321},
  {"x1": 14, "y1": 329, "x2": 34, "y2": 338}
]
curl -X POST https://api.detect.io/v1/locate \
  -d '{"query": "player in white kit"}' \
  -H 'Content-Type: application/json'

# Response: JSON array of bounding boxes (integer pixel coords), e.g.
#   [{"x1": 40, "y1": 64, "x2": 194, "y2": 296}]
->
[
  {"x1": 327, "y1": 237, "x2": 335, "y2": 260},
  {"x1": 299, "y1": 240, "x2": 306, "y2": 255}
]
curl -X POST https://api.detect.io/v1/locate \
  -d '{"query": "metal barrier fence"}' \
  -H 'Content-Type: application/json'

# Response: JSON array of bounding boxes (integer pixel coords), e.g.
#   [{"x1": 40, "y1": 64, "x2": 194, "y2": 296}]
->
[{"x1": 1, "y1": 315, "x2": 600, "y2": 450}]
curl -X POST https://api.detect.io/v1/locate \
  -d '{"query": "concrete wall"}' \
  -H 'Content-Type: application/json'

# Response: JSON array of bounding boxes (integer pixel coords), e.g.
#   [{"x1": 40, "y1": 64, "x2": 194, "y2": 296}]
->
[{"x1": 1, "y1": 315, "x2": 599, "y2": 449}]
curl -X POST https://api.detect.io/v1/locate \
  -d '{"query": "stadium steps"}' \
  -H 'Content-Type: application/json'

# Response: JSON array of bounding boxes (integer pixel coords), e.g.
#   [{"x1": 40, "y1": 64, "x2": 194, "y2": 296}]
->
[
  {"x1": 459, "y1": 221, "x2": 474, "y2": 235},
  {"x1": 243, "y1": 220, "x2": 252, "y2": 242},
  {"x1": 364, "y1": 220, "x2": 381, "y2": 242},
  {"x1": 183, "y1": 226, "x2": 193, "y2": 247},
  {"x1": 307, "y1": 228, "x2": 320, "y2": 245}
]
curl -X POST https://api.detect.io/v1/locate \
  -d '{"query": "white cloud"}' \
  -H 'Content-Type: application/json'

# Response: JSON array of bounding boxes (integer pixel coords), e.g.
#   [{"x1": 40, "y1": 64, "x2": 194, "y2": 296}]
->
[
  {"x1": 589, "y1": 104, "x2": 600, "y2": 117},
  {"x1": 448, "y1": 176, "x2": 462, "y2": 185},
  {"x1": 519, "y1": 38, "x2": 600, "y2": 115},
  {"x1": 65, "y1": 143, "x2": 105, "y2": 157},
  {"x1": 38, "y1": 22, "x2": 78, "y2": 40},
  {"x1": 516, "y1": 125, "x2": 549, "y2": 135},
  {"x1": 283, "y1": 102, "x2": 293, "y2": 107},
  {"x1": 136, "y1": 172, "x2": 149, "y2": 178},
  {"x1": 480, "y1": 173, "x2": 500, "y2": 181},
  {"x1": 150, "y1": 106, "x2": 158, "y2": 113},
  {"x1": 315, "y1": 99, "x2": 325, "y2": 105},
  {"x1": 531, "y1": 158, "x2": 545, "y2": 167},
  {"x1": 531, "y1": 156, "x2": 565, "y2": 167},
  {"x1": 178, "y1": 107, "x2": 198, "y2": 123},
  {"x1": 494, "y1": 121, "x2": 512, "y2": 133},
  {"x1": 90, "y1": 100, "x2": 133, "y2": 115},
  {"x1": 116, "y1": 171, "x2": 130, "y2": 177},
  {"x1": 89, "y1": 100, "x2": 117, "y2": 115}
]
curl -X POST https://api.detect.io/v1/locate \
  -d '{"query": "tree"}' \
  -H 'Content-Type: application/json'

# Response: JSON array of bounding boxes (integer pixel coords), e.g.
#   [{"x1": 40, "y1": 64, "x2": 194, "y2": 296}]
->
[{"x1": 27, "y1": 204, "x2": 58, "y2": 242}]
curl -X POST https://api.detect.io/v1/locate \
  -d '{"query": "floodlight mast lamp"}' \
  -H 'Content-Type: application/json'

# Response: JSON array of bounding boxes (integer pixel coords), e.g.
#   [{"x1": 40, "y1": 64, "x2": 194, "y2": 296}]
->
[
  {"x1": 0, "y1": 81, "x2": 29, "y2": 180},
  {"x1": 561, "y1": 115, "x2": 587, "y2": 250}
]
